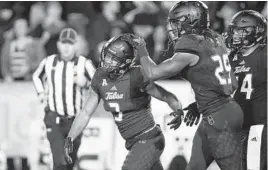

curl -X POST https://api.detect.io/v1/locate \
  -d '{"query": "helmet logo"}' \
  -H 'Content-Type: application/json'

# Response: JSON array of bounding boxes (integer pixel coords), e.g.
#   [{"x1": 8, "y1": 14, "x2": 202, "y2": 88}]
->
[
  {"x1": 241, "y1": 19, "x2": 247, "y2": 23},
  {"x1": 108, "y1": 49, "x2": 116, "y2": 55}
]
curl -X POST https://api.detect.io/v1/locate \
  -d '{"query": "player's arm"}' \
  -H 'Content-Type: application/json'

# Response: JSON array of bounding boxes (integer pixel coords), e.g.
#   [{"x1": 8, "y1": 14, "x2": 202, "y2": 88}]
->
[
  {"x1": 65, "y1": 72, "x2": 100, "y2": 164},
  {"x1": 144, "y1": 83, "x2": 182, "y2": 111},
  {"x1": 67, "y1": 86, "x2": 100, "y2": 141},
  {"x1": 138, "y1": 45, "x2": 199, "y2": 81},
  {"x1": 143, "y1": 82, "x2": 183, "y2": 130},
  {"x1": 33, "y1": 58, "x2": 46, "y2": 94}
]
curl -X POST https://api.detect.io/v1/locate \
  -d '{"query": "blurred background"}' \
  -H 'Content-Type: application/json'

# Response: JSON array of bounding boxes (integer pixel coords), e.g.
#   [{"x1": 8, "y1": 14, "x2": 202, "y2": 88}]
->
[{"x1": 0, "y1": 1, "x2": 266, "y2": 170}]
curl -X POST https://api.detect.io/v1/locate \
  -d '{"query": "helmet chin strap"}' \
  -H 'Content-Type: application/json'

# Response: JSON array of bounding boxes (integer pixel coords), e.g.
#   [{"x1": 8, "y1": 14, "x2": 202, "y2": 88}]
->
[
  {"x1": 107, "y1": 63, "x2": 130, "y2": 80},
  {"x1": 108, "y1": 69, "x2": 126, "y2": 80}
]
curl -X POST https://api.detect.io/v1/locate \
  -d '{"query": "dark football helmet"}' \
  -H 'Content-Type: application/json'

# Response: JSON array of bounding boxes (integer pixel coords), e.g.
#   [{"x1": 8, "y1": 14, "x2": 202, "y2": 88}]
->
[
  {"x1": 100, "y1": 35, "x2": 136, "y2": 79},
  {"x1": 225, "y1": 10, "x2": 267, "y2": 50},
  {"x1": 167, "y1": 1, "x2": 210, "y2": 42}
]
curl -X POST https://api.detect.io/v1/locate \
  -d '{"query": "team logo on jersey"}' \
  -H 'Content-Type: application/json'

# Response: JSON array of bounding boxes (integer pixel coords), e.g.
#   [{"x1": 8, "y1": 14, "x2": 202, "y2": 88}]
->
[
  {"x1": 110, "y1": 86, "x2": 117, "y2": 91},
  {"x1": 102, "y1": 79, "x2": 107, "y2": 86},
  {"x1": 232, "y1": 55, "x2": 238, "y2": 61},
  {"x1": 239, "y1": 60, "x2": 245, "y2": 65},
  {"x1": 234, "y1": 65, "x2": 251, "y2": 74},
  {"x1": 105, "y1": 92, "x2": 124, "y2": 100}
]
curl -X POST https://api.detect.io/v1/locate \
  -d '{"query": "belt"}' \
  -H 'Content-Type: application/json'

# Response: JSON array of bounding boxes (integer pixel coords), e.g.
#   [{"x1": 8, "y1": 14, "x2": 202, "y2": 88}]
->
[
  {"x1": 125, "y1": 124, "x2": 161, "y2": 150},
  {"x1": 47, "y1": 109, "x2": 75, "y2": 119},
  {"x1": 57, "y1": 115, "x2": 75, "y2": 120},
  {"x1": 136, "y1": 124, "x2": 156, "y2": 138},
  {"x1": 112, "y1": 105, "x2": 151, "y2": 115},
  {"x1": 46, "y1": 109, "x2": 75, "y2": 125},
  {"x1": 55, "y1": 115, "x2": 75, "y2": 125}
]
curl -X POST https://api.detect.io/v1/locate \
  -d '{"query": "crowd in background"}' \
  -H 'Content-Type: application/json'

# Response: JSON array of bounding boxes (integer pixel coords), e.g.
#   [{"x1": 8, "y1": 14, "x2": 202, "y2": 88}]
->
[{"x1": 0, "y1": 1, "x2": 266, "y2": 82}]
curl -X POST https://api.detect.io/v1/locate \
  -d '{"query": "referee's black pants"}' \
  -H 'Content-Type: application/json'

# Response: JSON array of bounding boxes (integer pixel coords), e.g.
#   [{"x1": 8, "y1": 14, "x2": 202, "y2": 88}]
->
[{"x1": 44, "y1": 110, "x2": 82, "y2": 170}]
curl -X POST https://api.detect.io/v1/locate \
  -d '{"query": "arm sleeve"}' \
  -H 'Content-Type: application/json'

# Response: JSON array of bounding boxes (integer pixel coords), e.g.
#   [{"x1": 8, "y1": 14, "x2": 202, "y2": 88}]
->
[
  {"x1": 32, "y1": 58, "x2": 47, "y2": 94},
  {"x1": 174, "y1": 35, "x2": 200, "y2": 55},
  {"x1": 84, "y1": 59, "x2": 96, "y2": 80}
]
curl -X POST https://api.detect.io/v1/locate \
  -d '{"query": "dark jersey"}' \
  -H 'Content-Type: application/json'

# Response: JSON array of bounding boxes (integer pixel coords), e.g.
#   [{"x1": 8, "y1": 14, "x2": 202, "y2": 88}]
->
[
  {"x1": 176, "y1": 33, "x2": 238, "y2": 114},
  {"x1": 229, "y1": 45, "x2": 267, "y2": 127},
  {"x1": 91, "y1": 66, "x2": 155, "y2": 140}
]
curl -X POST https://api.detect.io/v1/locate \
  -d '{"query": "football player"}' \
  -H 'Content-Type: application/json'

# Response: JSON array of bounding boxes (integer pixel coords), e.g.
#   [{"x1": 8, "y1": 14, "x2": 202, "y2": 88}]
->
[
  {"x1": 64, "y1": 34, "x2": 184, "y2": 170},
  {"x1": 129, "y1": 1, "x2": 244, "y2": 170},
  {"x1": 225, "y1": 10, "x2": 267, "y2": 170}
]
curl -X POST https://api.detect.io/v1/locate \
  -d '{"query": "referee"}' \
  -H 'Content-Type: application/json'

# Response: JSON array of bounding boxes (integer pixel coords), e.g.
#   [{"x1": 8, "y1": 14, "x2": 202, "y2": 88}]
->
[{"x1": 33, "y1": 28, "x2": 96, "y2": 170}]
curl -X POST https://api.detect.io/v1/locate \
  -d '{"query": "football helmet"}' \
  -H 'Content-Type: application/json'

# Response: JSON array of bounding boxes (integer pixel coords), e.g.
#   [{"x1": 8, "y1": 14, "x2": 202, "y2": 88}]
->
[
  {"x1": 225, "y1": 10, "x2": 267, "y2": 50},
  {"x1": 167, "y1": 1, "x2": 210, "y2": 42},
  {"x1": 100, "y1": 34, "x2": 136, "y2": 79}
]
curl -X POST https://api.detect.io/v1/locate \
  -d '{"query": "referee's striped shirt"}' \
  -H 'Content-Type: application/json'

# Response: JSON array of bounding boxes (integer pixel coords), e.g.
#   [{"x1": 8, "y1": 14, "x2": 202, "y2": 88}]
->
[{"x1": 33, "y1": 54, "x2": 96, "y2": 117}]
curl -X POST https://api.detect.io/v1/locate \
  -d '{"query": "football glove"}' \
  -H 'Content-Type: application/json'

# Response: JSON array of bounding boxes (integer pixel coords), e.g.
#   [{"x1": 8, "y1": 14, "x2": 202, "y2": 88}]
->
[
  {"x1": 121, "y1": 33, "x2": 149, "y2": 60},
  {"x1": 64, "y1": 137, "x2": 73, "y2": 164},
  {"x1": 121, "y1": 33, "x2": 146, "y2": 48},
  {"x1": 167, "y1": 109, "x2": 184, "y2": 130},
  {"x1": 183, "y1": 102, "x2": 201, "y2": 127}
]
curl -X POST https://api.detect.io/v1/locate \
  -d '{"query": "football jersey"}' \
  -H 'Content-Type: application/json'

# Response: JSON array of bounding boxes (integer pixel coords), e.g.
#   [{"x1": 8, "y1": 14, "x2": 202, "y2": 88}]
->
[
  {"x1": 229, "y1": 45, "x2": 267, "y2": 127},
  {"x1": 91, "y1": 66, "x2": 155, "y2": 140},
  {"x1": 176, "y1": 32, "x2": 238, "y2": 115}
]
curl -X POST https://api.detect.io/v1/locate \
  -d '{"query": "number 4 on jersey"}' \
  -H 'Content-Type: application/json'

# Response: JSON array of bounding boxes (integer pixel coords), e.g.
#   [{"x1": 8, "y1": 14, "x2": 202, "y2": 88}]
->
[{"x1": 239, "y1": 74, "x2": 253, "y2": 99}]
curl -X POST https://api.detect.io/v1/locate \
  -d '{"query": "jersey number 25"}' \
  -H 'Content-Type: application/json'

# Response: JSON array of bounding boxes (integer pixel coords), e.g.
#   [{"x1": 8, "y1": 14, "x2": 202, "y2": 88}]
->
[{"x1": 211, "y1": 54, "x2": 232, "y2": 85}]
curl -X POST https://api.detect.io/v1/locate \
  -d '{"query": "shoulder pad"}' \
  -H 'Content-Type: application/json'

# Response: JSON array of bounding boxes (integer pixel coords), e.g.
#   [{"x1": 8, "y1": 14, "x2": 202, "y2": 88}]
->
[
  {"x1": 91, "y1": 68, "x2": 103, "y2": 83},
  {"x1": 129, "y1": 65, "x2": 143, "y2": 78},
  {"x1": 174, "y1": 34, "x2": 201, "y2": 55},
  {"x1": 129, "y1": 65, "x2": 147, "y2": 84}
]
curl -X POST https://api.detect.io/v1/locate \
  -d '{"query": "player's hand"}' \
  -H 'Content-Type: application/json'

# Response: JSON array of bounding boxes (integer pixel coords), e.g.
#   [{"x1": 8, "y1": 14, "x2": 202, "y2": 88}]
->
[
  {"x1": 64, "y1": 137, "x2": 73, "y2": 164},
  {"x1": 167, "y1": 109, "x2": 184, "y2": 130},
  {"x1": 121, "y1": 33, "x2": 146, "y2": 48},
  {"x1": 183, "y1": 102, "x2": 201, "y2": 127}
]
